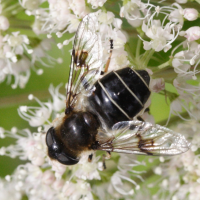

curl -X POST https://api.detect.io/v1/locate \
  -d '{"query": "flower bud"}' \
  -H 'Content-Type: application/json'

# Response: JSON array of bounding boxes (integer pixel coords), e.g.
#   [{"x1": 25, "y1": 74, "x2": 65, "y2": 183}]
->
[
  {"x1": 185, "y1": 26, "x2": 200, "y2": 42},
  {"x1": 183, "y1": 8, "x2": 198, "y2": 21},
  {"x1": 52, "y1": 179, "x2": 65, "y2": 191},
  {"x1": 98, "y1": 11, "x2": 115, "y2": 24},
  {"x1": 175, "y1": 0, "x2": 187, "y2": 3},
  {"x1": 22, "y1": 0, "x2": 40, "y2": 10},
  {"x1": 42, "y1": 170, "x2": 55, "y2": 185},
  {"x1": 150, "y1": 78, "x2": 165, "y2": 93},
  {"x1": 0, "y1": 16, "x2": 9, "y2": 30}
]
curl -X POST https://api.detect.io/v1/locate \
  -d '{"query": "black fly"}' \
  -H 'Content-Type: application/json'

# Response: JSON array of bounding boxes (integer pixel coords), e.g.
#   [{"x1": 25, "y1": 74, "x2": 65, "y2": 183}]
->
[{"x1": 46, "y1": 13, "x2": 190, "y2": 165}]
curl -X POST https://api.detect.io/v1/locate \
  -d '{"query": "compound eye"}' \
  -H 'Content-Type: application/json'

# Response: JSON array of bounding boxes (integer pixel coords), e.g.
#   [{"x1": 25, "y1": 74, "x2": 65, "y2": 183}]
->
[
  {"x1": 46, "y1": 127, "x2": 61, "y2": 153},
  {"x1": 46, "y1": 127, "x2": 54, "y2": 147},
  {"x1": 56, "y1": 152, "x2": 79, "y2": 165},
  {"x1": 46, "y1": 127, "x2": 79, "y2": 165}
]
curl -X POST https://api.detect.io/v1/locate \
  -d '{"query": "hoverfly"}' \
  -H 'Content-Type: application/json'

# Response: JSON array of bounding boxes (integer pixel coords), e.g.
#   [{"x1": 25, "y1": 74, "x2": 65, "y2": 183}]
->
[{"x1": 46, "y1": 13, "x2": 190, "y2": 165}]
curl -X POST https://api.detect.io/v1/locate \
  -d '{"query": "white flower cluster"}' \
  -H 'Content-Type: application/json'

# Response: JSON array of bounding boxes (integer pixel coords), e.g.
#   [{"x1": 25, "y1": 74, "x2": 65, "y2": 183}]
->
[
  {"x1": 20, "y1": 0, "x2": 129, "y2": 71},
  {"x1": 121, "y1": 1, "x2": 199, "y2": 52},
  {"x1": 97, "y1": 11, "x2": 129, "y2": 71},
  {"x1": 152, "y1": 121, "x2": 200, "y2": 200},
  {"x1": 169, "y1": 39, "x2": 200, "y2": 123},
  {"x1": 1, "y1": 0, "x2": 200, "y2": 199},
  {"x1": 0, "y1": 1, "x2": 57, "y2": 88},
  {"x1": 0, "y1": 85, "x2": 145, "y2": 200},
  {"x1": 25, "y1": 0, "x2": 107, "y2": 38},
  {"x1": 119, "y1": 0, "x2": 200, "y2": 124}
]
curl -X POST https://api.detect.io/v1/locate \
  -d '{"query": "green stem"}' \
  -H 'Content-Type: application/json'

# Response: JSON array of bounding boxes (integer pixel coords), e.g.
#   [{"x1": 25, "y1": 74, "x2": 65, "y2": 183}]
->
[
  {"x1": 125, "y1": 42, "x2": 135, "y2": 66},
  {"x1": 123, "y1": 0, "x2": 129, "y2": 6},
  {"x1": 9, "y1": 17, "x2": 32, "y2": 26},
  {"x1": 143, "y1": 0, "x2": 200, "y2": 9},
  {"x1": 157, "y1": 61, "x2": 170, "y2": 69},
  {"x1": 1, "y1": 0, "x2": 14, "y2": 9},
  {"x1": 157, "y1": 58, "x2": 173, "y2": 69},
  {"x1": 158, "y1": 112, "x2": 190, "y2": 126},
  {"x1": 159, "y1": 89, "x2": 179, "y2": 102},
  {"x1": 2, "y1": 3, "x2": 22, "y2": 16},
  {"x1": 141, "y1": 49, "x2": 155, "y2": 67},
  {"x1": 152, "y1": 67, "x2": 177, "y2": 81},
  {"x1": 0, "y1": 88, "x2": 66, "y2": 109},
  {"x1": 136, "y1": 33, "x2": 144, "y2": 59}
]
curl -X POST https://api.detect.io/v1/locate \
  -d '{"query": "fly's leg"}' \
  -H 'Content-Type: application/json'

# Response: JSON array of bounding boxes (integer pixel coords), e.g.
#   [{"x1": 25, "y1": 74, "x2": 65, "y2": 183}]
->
[
  {"x1": 106, "y1": 151, "x2": 111, "y2": 159},
  {"x1": 104, "y1": 39, "x2": 113, "y2": 73},
  {"x1": 102, "y1": 155, "x2": 106, "y2": 170},
  {"x1": 102, "y1": 151, "x2": 111, "y2": 170},
  {"x1": 101, "y1": 71, "x2": 105, "y2": 75},
  {"x1": 88, "y1": 154, "x2": 93, "y2": 162}
]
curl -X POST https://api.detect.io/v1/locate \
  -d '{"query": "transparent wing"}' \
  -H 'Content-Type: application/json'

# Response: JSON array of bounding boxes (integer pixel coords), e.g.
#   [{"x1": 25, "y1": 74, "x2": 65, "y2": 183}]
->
[
  {"x1": 96, "y1": 120, "x2": 190, "y2": 156},
  {"x1": 66, "y1": 13, "x2": 102, "y2": 113}
]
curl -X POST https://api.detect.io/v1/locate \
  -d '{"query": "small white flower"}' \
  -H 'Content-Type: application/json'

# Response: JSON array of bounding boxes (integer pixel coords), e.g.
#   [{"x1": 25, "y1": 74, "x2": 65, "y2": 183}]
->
[
  {"x1": 120, "y1": 0, "x2": 146, "y2": 28},
  {"x1": 172, "y1": 50, "x2": 191, "y2": 75},
  {"x1": 49, "y1": 84, "x2": 66, "y2": 112},
  {"x1": 10, "y1": 56, "x2": 31, "y2": 89},
  {"x1": 185, "y1": 26, "x2": 200, "y2": 42},
  {"x1": 68, "y1": 0, "x2": 87, "y2": 17},
  {"x1": 113, "y1": 18, "x2": 122, "y2": 29},
  {"x1": 98, "y1": 11, "x2": 115, "y2": 25},
  {"x1": 176, "y1": 0, "x2": 187, "y2": 4},
  {"x1": 8, "y1": 32, "x2": 29, "y2": 47},
  {"x1": 0, "y1": 129, "x2": 46, "y2": 165},
  {"x1": 150, "y1": 78, "x2": 165, "y2": 93},
  {"x1": 0, "y1": 127, "x2": 5, "y2": 138},
  {"x1": 172, "y1": 41, "x2": 200, "y2": 78},
  {"x1": 110, "y1": 171, "x2": 135, "y2": 196},
  {"x1": 154, "y1": 166, "x2": 162, "y2": 175},
  {"x1": 18, "y1": 95, "x2": 52, "y2": 127},
  {"x1": 32, "y1": 17, "x2": 46, "y2": 35},
  {"x1": 50, "y1": 160, "x2": 67, "y2": 179},
  {"x1": 42, "y1": 170, "x2": 55, "y2": 185},
  {"x1": 66, "y1": 17, "x2": 80, "y2": 33},
  {"x1": 52, "y1": 179, "x2": 65, "y2": 191},
  {"x1": 183, "y1": 8, "x2": 198, "y2": 21},
  {"x1": 62, "y1": 180, "x2": 93, "y2": 199},
  {"x1": 88, "y1": 0, "x2": 107, "y2": 8},
  {"x1": 142, "y1": 20, "x2": 175, "y2": 52},
  {"x1": 43, "y1": 0, "x2": 81, "y2": 33},
  {"x1": 136, "y1": 3, "x2": 184, "y2": 52},
  {"x1": 169, "y1": 7, "x2": 184, "y2": 26},
  {"x1": 75, "y1": 153, "x2": 101, "y2": 180},
  {"x1": 31, "y1": 38, "x2": 54, "y2": 65},
  {"x1": 0, "y1": 16, "x2": 9, "y2": 30},
  {"x1": 20, "y1": 0, "x2": 41, "y2": 10},
  {"x1": 140, "y1": 111, "x2": 155, "y2": 124}
]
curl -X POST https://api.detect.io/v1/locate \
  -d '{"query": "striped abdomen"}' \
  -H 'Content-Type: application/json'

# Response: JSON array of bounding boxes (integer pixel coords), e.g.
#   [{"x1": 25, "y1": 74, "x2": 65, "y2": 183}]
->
[{"x1": 88, "y1": 67, "x2": 151, "y2": 129}]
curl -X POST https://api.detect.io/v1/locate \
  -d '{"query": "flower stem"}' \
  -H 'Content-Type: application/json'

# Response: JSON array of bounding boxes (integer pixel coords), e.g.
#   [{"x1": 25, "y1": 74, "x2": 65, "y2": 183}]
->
[
  {"x1": 2, "y1": 3, "x2": 22, "y2": 16},
  {"x1": 158, "y1": 112, "x2": 189, "y2": 126},
  {"x1": 152, "y1": 67, "x2": 176, "y2": 82},
  {"x1": 157, "y1": 60, "x2": 172, "y2": 69},
  {"x1": 125, "y1": 42, "x2": 135, "y2": 66},
  {"x1": 136, "y1": 33, "x2": 144, "y2": 59},
  {"x1": 141, "y1": 49, "x2": 155, "y2": 67}
]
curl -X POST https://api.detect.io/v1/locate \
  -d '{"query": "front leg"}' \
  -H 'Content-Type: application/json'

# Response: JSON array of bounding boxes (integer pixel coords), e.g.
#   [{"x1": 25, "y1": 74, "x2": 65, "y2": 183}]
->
[
  {"x1": 102, "y1": 151, "x2": 111, "y2": 170},
  {"x1": 88, "y1": 153, "x2": 93, "y2": 162}
]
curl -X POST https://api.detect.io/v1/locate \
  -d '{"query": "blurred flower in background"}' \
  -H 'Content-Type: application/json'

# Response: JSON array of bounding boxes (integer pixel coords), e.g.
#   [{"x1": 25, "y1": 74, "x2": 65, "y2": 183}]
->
[
  {"x1": 1, "y1": 0, "x2": 200, "y2": 199},
  {"x1": 0, "y1": 0, "x2": 57, "y2": 89}
]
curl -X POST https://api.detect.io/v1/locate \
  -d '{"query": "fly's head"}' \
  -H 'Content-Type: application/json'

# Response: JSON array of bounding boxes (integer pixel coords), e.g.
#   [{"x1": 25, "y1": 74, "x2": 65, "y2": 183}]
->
[
  {"x1": 46, "y1": 111, "x2": 100, "y2": 165},
  {"x1": 46, "y1": 126, "x2": 79, "y2": 165}
]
